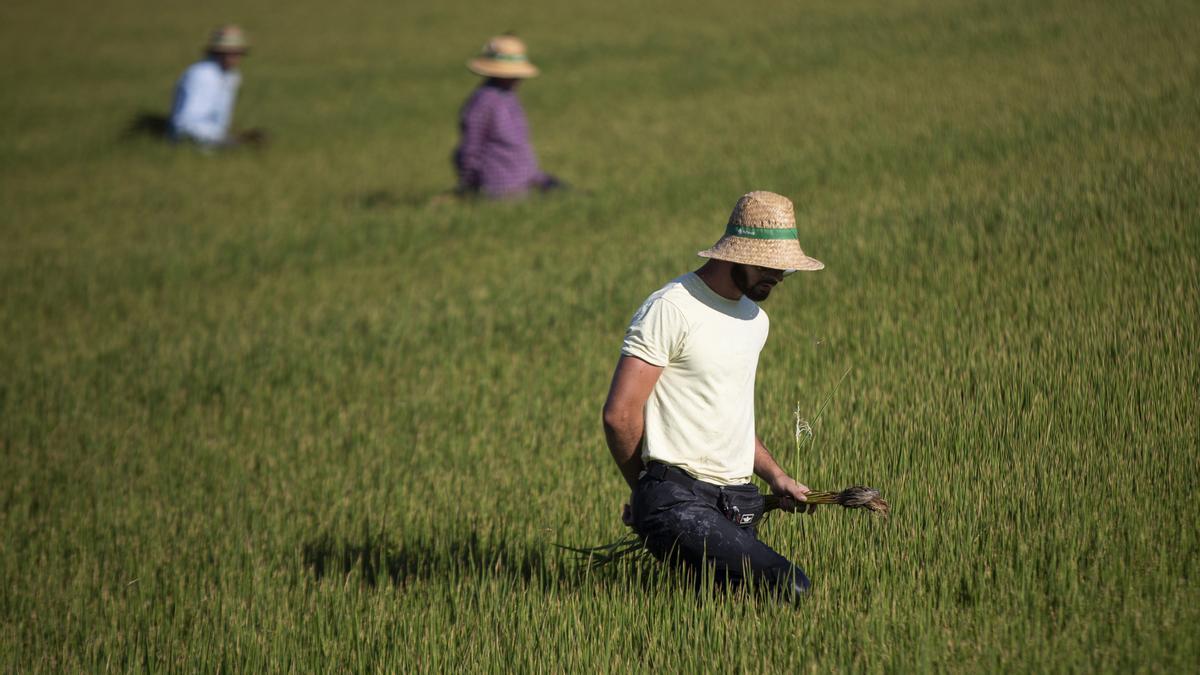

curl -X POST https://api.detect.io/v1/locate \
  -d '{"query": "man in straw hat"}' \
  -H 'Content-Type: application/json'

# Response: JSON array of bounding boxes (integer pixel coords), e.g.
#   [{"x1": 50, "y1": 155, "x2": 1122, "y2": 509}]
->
[
  {"x1": 169, "y1": 25, "x2": 265, "y2": 147},
  {"x1": 602, "y1": 191, "x2": 825, "y2": 602},
  {"x1": 453, "y1": 34, "x2": 562, "y2": 198}
]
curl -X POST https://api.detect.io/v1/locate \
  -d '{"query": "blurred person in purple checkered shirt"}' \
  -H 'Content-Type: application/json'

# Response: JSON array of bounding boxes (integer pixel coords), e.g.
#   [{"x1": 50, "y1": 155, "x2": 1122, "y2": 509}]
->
[{"x1": 454, "y1": 35, "x2": 564, "y2": 198}]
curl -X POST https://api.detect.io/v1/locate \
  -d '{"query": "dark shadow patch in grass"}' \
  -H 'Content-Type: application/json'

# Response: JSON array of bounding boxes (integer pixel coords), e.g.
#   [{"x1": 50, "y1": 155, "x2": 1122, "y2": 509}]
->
[
  {"x1": 348, "y1": 189, "x2": 461, "y2": 210},
  {"x1": 122, "y1": 111, "x2": 171, "y2": 141},
  {"x1": 299, "y1": 526, "x2": 663, "y2": 592},
  {"x1": 302, "y1": 527, "x2": 554, "y2": 589}
]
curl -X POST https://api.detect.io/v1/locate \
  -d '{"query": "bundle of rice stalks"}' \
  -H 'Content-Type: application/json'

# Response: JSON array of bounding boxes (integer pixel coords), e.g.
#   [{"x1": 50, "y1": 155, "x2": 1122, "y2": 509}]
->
[
  {"x1": 556, "y1": 532, "x2": 648, "y2": 569},
  {"x1": 764, "y1": 485, "x2": 890, "y2": 517},
  {"x1": 558, "y1": 485, "x2": 889, "y2": 567}
]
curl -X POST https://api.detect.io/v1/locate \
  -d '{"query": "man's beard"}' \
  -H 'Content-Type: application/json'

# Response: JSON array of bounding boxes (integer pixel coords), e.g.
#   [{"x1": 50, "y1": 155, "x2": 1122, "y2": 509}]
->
[{"x1": 731, "y1": 263, "x2": 776, "y2": 301}]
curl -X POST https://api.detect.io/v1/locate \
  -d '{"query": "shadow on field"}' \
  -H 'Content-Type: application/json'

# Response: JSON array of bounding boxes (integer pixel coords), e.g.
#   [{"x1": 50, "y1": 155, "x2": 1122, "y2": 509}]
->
[
  {"x1": 302, "y1": 527, "x2": 636, "y2": 591},
  {"x1": 347, "y1": 189, "x2": 459, "y2": 210},
  {"x1": 123, "y1": 111, "x2": 170, "y2": 140},
  {"x1": 300, "y1": 527, "x2": 666, "y2": 593}
]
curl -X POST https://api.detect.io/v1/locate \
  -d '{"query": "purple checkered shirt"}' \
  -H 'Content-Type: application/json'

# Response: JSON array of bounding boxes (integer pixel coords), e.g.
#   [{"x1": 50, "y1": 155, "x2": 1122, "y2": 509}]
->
[{"x1": 454, "y1": 83, "x2": 546, "y2": 197}]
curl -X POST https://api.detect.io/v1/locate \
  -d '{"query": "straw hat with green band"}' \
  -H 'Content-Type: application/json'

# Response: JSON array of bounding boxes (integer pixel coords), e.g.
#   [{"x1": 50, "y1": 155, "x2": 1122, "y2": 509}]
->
[
  {"x1": 467, "y1": 35, "x2": 539, "y2": 79},
  {"x1": 207, "y1": 25, "x2": 249, "y2": 54},
  {"x1": 698, "y1": 191, "x2": 824, "y2": 273}
]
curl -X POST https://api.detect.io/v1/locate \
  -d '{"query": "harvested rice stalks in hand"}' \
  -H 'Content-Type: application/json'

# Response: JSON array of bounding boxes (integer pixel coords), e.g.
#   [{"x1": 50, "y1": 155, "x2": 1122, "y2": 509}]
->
[{"x1": 764, "y1": 485, "x2": 890, "y2": 517}]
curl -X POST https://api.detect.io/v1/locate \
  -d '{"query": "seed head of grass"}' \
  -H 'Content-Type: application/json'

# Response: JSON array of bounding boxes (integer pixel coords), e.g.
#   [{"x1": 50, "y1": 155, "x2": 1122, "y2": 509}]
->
[{"x1": 794, "y1": 413, "x2": 813, "y2": 446}]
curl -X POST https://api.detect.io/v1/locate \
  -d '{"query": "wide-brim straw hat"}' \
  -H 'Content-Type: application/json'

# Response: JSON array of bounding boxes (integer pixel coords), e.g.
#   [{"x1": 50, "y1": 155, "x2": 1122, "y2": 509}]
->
[
  {"x1": 467, "y1": 35, "x2": 539, "y2": 79},
  {"x1": 207, "y1": 25, "x2": 249, "y2": 54},
  {"x1": 697, "y1": 191, "x2": 824, "y2": 273}
]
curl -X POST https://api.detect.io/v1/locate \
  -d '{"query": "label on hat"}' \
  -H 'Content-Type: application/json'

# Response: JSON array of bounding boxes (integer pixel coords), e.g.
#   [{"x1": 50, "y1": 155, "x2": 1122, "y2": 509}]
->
[{"x1": 725, "y1": 225, "x2": 798, "y2": 240}]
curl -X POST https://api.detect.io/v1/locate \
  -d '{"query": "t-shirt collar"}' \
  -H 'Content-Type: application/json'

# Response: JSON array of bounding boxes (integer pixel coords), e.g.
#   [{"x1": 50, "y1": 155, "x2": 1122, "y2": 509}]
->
[{"x1": 685, "y1": 271, "x2": 745, "y2": 308}]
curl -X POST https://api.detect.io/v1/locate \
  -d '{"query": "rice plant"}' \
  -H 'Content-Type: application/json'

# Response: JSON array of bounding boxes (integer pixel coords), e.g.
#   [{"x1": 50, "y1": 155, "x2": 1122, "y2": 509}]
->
[{"x1": 1, "y1": 0, "x2": 1197, "y2": 670}]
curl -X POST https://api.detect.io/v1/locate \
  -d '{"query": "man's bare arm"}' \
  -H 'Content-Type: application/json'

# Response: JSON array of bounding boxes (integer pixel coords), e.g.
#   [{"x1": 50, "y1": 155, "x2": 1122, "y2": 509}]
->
[
  {"x1": 754, "y1": 436, "x2": 817, "y2": 514},
  {"x1": 602, "y1": 355, "x2": 664, "y2": 490}
]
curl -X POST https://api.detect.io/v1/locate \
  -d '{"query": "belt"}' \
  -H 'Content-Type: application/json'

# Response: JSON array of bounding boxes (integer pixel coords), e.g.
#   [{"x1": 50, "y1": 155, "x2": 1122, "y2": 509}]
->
[
  {"x1": 644, "y1": 461, "x2": 719, "y2": 494},
  {"x1": 643, "y1": 461, "x2": 762, "y2": 526}
]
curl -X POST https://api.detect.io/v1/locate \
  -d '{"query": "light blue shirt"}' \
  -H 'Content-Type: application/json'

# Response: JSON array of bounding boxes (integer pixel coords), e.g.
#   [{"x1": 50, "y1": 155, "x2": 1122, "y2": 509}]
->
[{"x1": 169, "y1": 58, "x2": 241, "y2": 144}]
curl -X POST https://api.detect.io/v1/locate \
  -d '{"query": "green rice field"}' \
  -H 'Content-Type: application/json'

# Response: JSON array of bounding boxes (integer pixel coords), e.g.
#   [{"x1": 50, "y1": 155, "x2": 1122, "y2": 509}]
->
[{"x1": 2, "y1": 0, "x2": 1198, "y2": 670}]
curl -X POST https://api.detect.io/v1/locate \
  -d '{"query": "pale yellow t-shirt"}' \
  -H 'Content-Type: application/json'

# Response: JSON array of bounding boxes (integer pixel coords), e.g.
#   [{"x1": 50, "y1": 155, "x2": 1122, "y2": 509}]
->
[{"x1": 621, "y1": 272, "x2": 768, "y2": 485}]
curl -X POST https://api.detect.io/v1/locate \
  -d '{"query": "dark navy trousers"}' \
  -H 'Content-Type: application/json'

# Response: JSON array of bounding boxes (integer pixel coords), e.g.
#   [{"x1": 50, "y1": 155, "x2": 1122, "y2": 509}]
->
[{"x1": 631, "y1": 462, "x2": 810, "y2": 601}]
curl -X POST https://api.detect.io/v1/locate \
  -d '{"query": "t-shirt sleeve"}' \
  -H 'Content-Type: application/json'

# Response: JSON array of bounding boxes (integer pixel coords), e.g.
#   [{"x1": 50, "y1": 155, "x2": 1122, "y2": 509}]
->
[{"x1": 621, "y1": 297, "x2": 687, "y2": 367}]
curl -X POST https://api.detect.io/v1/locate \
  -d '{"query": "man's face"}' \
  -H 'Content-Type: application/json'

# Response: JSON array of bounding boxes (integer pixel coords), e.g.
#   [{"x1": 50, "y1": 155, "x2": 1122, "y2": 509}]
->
[
  {"x1": 731, "y1": 263, "x2": 785, "y2": 301},
  {"x1": 216, "y1": 51, "x2": 245, "y2": 70}
]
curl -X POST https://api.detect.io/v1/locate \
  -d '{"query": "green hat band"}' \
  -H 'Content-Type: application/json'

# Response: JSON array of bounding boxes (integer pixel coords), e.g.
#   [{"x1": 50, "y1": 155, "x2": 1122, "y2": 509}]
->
[
  {"x1": 485, "y1": 52, "x2": 529, "y2": 62},
  {"x1": 725, "y1": 225, "x2": 798, "y2": 240}
]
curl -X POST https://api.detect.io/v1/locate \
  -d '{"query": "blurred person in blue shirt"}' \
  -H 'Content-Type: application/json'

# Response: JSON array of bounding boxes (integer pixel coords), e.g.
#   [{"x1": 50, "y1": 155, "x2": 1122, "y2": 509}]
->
[{"x1": 169, "y1": 25, "x2": 265, "y2": 148}]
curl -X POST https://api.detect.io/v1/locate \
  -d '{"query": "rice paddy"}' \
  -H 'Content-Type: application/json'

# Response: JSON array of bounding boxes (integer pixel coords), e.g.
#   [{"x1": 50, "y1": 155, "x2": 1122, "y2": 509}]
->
[{"x1": 1, "y1": 0, "x2": 1197, "y2": 670}]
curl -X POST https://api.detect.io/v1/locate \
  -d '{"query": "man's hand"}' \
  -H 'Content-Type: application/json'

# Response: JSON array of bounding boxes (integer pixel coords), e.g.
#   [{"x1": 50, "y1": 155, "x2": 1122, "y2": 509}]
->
[
  {"x1": 753, "y1": 436, "x2": 817, "y2": 515},
  {"x1": 768, "y1": 474, "x2": 818, "y2": 515},
  {"x1": 621, "y1": 502, "x2": 634, "y2": 527}
]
